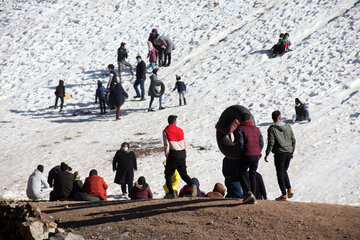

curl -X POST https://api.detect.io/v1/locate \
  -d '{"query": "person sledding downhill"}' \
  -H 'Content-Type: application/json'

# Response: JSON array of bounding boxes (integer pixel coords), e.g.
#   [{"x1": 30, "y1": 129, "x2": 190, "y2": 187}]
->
[
  {"x1": 163, "y1": 115, "x2": 197, "y2": 198},
  {"x1": 292, "y1": 98, "x2": 311, "y2": 123},
  {"x1": 269, "y1": 32, "x2": 292, "y2": 58}
]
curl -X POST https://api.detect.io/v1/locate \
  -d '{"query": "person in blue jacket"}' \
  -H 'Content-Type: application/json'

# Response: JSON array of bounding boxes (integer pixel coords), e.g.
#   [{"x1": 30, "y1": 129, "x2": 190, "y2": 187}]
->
[
  {"x1": 95, "y1": 80, "x2": 107, "y2": 114},
  {"x1": 172, "y1": 75, "x2": 187, "y2": 106}
]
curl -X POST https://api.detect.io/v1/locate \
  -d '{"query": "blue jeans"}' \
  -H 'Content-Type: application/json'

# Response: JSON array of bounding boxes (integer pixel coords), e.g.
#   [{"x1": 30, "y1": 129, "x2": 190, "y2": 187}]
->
[
  {"x1": 292, "y1": 110, "x2": 310, "y2": 122},
  {"x1": 149, "y1": 96, "x2": 162, "y2": 108},
  {"x1": 224, "y1": 179, "x2": 243, "y2": 198},
  {"x1": 151, "y1": 62, "x2": 156, "y2": 70},
  {"x1": 133, "y1": 79, "x2": 145, "y2": 99}
]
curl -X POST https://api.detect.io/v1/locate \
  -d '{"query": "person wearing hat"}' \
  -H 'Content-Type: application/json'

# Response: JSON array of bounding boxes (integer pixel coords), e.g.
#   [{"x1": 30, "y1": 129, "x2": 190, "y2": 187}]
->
[
  {"x1": 83, "y1": 169, "x2": 108, "y2": 200},
  {"x1": 129, "y1": 176, "x2": 153, "y2": 200},
  {"x1": 205, "y1": 183, "x2": 226, "y2": 199},
  {"x1": 172, "y1": 75, "x2": 187, "y2": 106},
  {"x1": 148, "y1": 68, "x2": 165, "y2": 111},
  {"x1": 163, "y1": 115, "x2": 197, "y2": 198},
  {"x1": 292, "y1": 98, "x2": 311, "y2": 123},
  {"x1": 26, "y1": 165, "x2": 52, "y2": 200},
  {"x1": 133, "y1": 55, "x2": 147, "y2": 100},
  {"x1": 148, "y1": 28, "x2": 161, "y2": 65},
  {"x1": 50, "y1": 163, "x2": 75, "y2": 201},
  {"x1": 113, "y1": 142, "x2": 137, "y2": 196},
  {"x1": 117, "y1": 42, "x2": 134, "y2": 81}
]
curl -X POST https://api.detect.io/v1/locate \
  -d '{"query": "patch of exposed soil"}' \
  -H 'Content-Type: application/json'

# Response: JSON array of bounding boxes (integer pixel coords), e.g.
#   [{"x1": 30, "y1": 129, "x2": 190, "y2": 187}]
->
[{"x1": 34, "y1": 198, "x2": 360, "y2": 240}]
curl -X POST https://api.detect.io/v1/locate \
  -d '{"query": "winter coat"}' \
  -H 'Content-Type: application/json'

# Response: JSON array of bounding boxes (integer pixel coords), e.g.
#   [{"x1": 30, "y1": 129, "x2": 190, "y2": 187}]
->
[
  {"x1": 222, "y1": 157, "x2": 240, "y2": 182},
  {"x1": 179, "y1": 178, "x2": 203, "y2": 197},
  {"x1": 117, "y1": 48, "x2": 128, "y2": 62},
  {"x1": 55, "y1": 80, "x2": 65, "y2": 97},
  {"x1": 70, "y1": 179, "x2": 84, "y2": 198},
  {"x1": 48, "y1": 165, "x2": 61, "y2": 187},
  {"x1": 136, "y1": 60, "x2": 147, "y2": 80},
  {"x1": 295, "y1": 102, "x2": 307, "y2": 119},
  {"x1": 163, "y1": 160, "x2": 180, "y2": 193},
  {"x1": 53, "y1": 171, "x2": 75, "y2": 200},
  {"x1": 96, "y1": 85, "x2": 107, "y2": 100},
  {"x1": 158, "y1": 36, "x2": 175, "y2": 54},
  {"x1": 83, "y1": 175, "x2": 108, "y2": 200},
  {"x1": 148, "y1": 47, "x2": 158, "y2": 63},
  {"x1": 148, "y1": 32, "x2": 159, "y2": 45},
  {"x1": 148, "y1": 74, "x2": 159, "y2": 97},
  {"x1": 265, "y1": 122, "x2": 296, "y2": 155},
  {"x1": 235, "y1": 121, "x2": 264, "y2": 157},
  {"x1": 129, "y1": 182, "x2": 153, "y2": 200},
  {"x1": 172, "y1": 81, "x2": 186, "y2": 92},
  {"x1": 113, "y1": 149, "x2": 137, "y2": 185},
  {"x1": 26, "y1": 169, "x2": 51, "y2": 200},
  {"x1": 206, "y1": 183, "x2": 226, "y2": 198},
  {"x1": 107, "y1": 70, "x2": 118, "y2": 91},
  {"x1": 111, "y1": 83, "x2": 128, "y2": 107},
  {"x1": 255, "y1": 172, "x2": 267, "y2": 200},
  {"x1": 163, "y1": 124, "x2": 187, "y2": 155}
]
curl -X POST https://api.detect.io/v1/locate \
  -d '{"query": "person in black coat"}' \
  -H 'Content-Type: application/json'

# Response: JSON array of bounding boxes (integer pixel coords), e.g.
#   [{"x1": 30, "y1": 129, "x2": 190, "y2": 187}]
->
[
  {"x1": 133, "y1": 56, "x2": 147, "y2": 100},
  {"x1": 113, "y1": 142, "x2": 137, "y2": 195},
  {"x1": 48, "y1": 162, "x2": 67, "y2": 187},
  {"x1": 111, "y1": 83, "x2": 128, "y2": 120},
  {"x1": 54, "y1": 80, "x2": 65, "y2": 112},
  {"x1": 50, "y1": 163, "x2": 75, "y2": 201},
  {"x1": 222, "y1": 157, "x2": 243, "y2": 198}
]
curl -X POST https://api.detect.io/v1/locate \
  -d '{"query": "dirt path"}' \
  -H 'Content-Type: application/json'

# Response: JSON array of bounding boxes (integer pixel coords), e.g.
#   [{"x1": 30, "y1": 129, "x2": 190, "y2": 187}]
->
[{"x1": 35, "y1": 198, "x2": 360, "y2": 240}]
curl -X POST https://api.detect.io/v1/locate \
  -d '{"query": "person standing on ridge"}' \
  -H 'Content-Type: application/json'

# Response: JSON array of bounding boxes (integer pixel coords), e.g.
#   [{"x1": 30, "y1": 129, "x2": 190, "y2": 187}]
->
[
  {"x1": 133, "y1": 56, "x2": 147, "y2": 100},
  {"x1": 265, "y1": 110, "x2": 296, "y2": 201}
]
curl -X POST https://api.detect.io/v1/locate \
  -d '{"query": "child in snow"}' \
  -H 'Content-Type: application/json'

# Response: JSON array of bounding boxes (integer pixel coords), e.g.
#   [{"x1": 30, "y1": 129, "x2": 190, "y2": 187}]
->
[
  {"x1": 270, "y1": 33, "x2": 284, "y2": 52},
  {"x1": 147, "y1": 41, "x2": 158, "y2": 70},
  {"x1": 172, "y1": 75, "x2": 187, "y2": 106},
  {"x1": 54, "y1": 80, "x2": 65, "y2": 112},
  {"x1": 95, "y1": 80, "x2": 107, "y2": 114},
  {"x1": 281, "y1": 32, "x2": 291, "y2": 51},
  {"x1": 292, "y1": 98, "x2": 311, "y2": 123}
]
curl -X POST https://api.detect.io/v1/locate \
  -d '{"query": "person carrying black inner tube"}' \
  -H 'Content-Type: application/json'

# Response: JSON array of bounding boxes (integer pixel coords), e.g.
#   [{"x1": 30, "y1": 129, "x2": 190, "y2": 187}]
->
[
  {"x1": 148, "y1": 68, "x2": 164, "y2": 111},
  {"x1": 234, "y1": 113, "x2": 264, "y2": 204}
]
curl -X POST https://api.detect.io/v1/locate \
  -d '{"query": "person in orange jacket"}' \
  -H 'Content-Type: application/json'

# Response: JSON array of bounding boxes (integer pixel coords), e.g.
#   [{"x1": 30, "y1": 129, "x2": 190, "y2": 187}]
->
[{"x1": 83, "y1": 169, "x2": 108, "y2": 200}]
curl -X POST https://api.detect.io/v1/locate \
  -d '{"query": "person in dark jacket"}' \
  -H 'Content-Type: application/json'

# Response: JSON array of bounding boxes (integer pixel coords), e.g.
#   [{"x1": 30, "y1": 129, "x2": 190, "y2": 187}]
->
[
  {"x1": 113, "y1": 142, "x2": 137, "y2": 195},
  {"x1": 83, "y1": 169, "x2": 108, "y2": 200},
  {"x1": 50, "y1": 163, "x2": 75, "y2": 201},
  {"x1": 106, "y1": 64, "x2": 118, "y2": 91},
  {"x1": 54, "y1": 80, "x2": 65, "y2": 112},
  {"x1": 148, "y1": 28, "x2": 159, "y2": 46},
  {"x1": 265, "y1": 110, "x2": 296, "y2": 201},
  {"x1": 48, "y1": 162, "x2": 67, "y2": 187},
  {"x1": 205, "y1": 183, "x2": 226, "y2": 198},
  {"x1": 95, "y1": 80, "x2": 107, "y2": 114},
  {"x1": 133, "y1": 56, "x2": 147, "y2": 100},
  {"x1": 70, "y1": 171, "x2": 84, "y2": 198},
  {"x1": 117, "y1": 42, "x2": 134, "y2": 81},
  {"x1": 234, "y1": 113, "x2": 264, "y2": 204},
  {"x1": 129, "y1": 176, "x2": 153, "y2": 200},
  {"x1": 172, "y1": 75, "x2": 187, "y2": 106},
  {"x1": 111, "y1": 83, "x2": 128, "y2": 120},
  {"x1": 148, "y1": 68, "x2": 164, "y2": 111},
  {"x1": 292, "y1": 98, "x2": 311, "y2": 123},
  {"x1": 154, "y1": 36, "x2": 175, "y2": 67},
  {"x1": 254, "y1": 172, "x2": 267, "y2": 200},
  {"x1": 222, "y1": 157, "x2": 243, "y2": 198},
  {"x1": 179, "y1": 178, "x2": 204, "y2": 197}
]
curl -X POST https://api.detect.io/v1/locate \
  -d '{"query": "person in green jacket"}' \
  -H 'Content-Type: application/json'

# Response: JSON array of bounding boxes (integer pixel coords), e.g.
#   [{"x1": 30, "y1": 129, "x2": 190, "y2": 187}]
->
[{"x1": 265, "y1": 110, "x2": 296, "y2": 201}]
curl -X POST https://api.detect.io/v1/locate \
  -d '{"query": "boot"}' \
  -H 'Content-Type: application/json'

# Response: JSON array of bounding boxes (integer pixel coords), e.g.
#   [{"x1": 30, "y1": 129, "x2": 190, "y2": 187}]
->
[
  {"x1": 183, "y1": 98, "x2": 187, "y2": 105},
  {"x1": 179, "y1": 99, "x2": 182, "y2": 106}
]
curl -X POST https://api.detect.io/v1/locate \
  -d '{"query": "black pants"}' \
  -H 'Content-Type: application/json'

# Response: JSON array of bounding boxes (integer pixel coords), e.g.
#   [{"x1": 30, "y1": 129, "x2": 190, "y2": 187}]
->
[
  {"x1": 121, "y1": 183, "x2": 133, "y2": 194},
  {"x1": 55, "y1": 96, "x2": 64, "y2": 109},
  {"x1": 158, "y1": 48, "x2": 164, "y2": 66},
  {"x1": 164, "y1": 52, "x2": 171, "y2": 66},
  {"x1": 99, "y1": 97, "x2": 106, "y2": 113},
  {"x1": 238, "y1": 156, "x2": 259, "y2": 194},
  {"x1": 165, "y1": 150, "x2": 192, "y2": 194},
  {"x1": 274, "y1": 152, "x2": 292, "y2": 196}
]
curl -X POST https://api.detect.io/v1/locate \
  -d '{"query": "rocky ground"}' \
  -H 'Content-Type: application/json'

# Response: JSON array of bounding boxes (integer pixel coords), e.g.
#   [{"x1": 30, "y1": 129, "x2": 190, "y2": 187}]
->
[{"x1": 31, "y1": 198, "x2": 360, "y2": 240}]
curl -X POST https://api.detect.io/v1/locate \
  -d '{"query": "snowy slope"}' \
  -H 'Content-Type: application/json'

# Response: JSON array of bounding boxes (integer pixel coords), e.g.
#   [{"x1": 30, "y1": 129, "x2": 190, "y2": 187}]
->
[{"x1": 0, "y1": 0, "x2": 359, "y2": 206}]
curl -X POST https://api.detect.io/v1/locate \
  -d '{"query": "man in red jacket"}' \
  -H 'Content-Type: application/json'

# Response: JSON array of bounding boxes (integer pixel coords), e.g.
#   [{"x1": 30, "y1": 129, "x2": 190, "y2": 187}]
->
[
  {"x1": 163, "y1": 115, "x2": 196, "y2": 198},
  {"x1": 83, "y1": 169, "x2": 108, "y2": 200},
  {"x1": 234, "y1": 113, "x2": 264, "y2": 204}
]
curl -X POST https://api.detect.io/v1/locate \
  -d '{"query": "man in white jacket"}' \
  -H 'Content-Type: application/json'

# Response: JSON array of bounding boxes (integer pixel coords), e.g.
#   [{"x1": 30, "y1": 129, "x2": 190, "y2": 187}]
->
[{"x1": 26, "y1": 165, "x2": 52, "y2": 200}]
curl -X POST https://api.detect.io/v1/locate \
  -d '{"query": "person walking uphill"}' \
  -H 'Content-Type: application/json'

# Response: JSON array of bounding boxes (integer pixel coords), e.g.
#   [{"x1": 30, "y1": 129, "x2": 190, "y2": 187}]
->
[
  {"x1": 133, "y1": 56, "x2": 147, "y2": 100},
  {"x1": 163, "y1": 115, "x2": 197, "y2": 198},
  {"x1": 113, "y1": 142, "x2": 137, "y2": 196},
  {"x1": 95, "y1": 80, "x2": 107, "y2": 114},
  {"x1": 265, "y1": 110, "x2": 296, "y2": 201},
  {"x1": 148, "y1": 68, "x2": 165, "y2": 111},
  {"x1": 54, "y1": 80, "x2": 65, "y2": 112},
  {"x1": 117, "y1": 42, "x2": 134, "y2": 81},
  {"x1": 234, "y1": 113, "x2": 264, "y2": 204}
]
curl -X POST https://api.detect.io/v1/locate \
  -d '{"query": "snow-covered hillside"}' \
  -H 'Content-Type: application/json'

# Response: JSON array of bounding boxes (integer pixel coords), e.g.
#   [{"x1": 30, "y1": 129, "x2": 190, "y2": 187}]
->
[{"x1": 0, "y1": 0, "x2": 359, "y2": 206}]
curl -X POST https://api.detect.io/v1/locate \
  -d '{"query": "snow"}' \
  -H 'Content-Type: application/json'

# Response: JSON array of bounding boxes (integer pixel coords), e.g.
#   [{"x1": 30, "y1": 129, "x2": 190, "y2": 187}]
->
[{"x1": 0, "y1": 0, "x2": 359, "y2": 206}]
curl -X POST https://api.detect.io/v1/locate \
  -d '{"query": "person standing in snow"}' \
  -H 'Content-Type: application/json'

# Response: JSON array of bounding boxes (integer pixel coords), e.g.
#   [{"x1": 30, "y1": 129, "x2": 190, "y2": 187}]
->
[
  {"x1": 292, "y1": 98, "x2": 311, "y2": 123},
  {"x1": 113, "y1": 142, "x2": 137, "y2": 196},
  {"x1": 265, "y1": 110, "x2": 296, "y2": 201},
  {"x1": 54, "y1": 80, "x2": 65, "y2": 112},
  {"x1": 117, "y1": 42, "x2": 134, "y2": 81},
  {"x1": 26, "y1": 165, "x2": 52, "y2": 200},
  {"x1": 148, "y1": 68, "x2": 165, "y2": 111},
  {"x1": 234, "y1": 113, "x2": 264, "y2": 204},
  {"x1": 147, "y1": 41, "x2": 159, "y2": 70},
  {"x1": 112, "y1": 82, "x2": 128, "y2": 120},
  {"x1": 106, "y1": 64, "x2": 118, "y2": 91},
  {"x1": 172, "y1": 75, "x2": 187, "y2": 106},
  {"x1": 133, "y1": 56, "x2": 147, "y2": 100},
  {"x1": 148, "y1": 28, "x2": 161, "y2": 65},
  {"x1": 95, "y1": 80, "x2": 107, "y2": 114},
  {"x1": 163, "y1": 115, "x2": 197, "y2": 198},
  {"x1": 154, "y1": 36, "x2": 175, "y2": 67}
]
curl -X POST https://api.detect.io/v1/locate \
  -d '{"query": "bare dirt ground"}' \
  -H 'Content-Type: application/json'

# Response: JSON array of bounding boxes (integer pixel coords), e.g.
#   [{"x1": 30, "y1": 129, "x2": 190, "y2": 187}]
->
[{"x1": 35, "y1": 198, "x2": 360, "y2": 240}]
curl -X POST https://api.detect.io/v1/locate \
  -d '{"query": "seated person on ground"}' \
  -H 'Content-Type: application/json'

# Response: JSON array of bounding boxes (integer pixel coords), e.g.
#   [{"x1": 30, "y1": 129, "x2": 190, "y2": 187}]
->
[
  {"x1": 205, "y1": 183, "x2": 226, "y2": 198},
  {"x1": 179, "y1": 178, "x2": 204, "y2": 197},
  {"x1": 292, "y1": 98, "x2": 311, "y2": 123},
  {"x1": 83, "y1": 169, "x2": 108, "y2": 200},
  {"x1": 26, "y1": 165, "x2": 52, "y2": 200},
  {"x1": 50, "y1": 163, "x2": 75, "y2": 201},
  {"x1": 129, "y1": 176, "x2": 153, "y2": 200}
]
